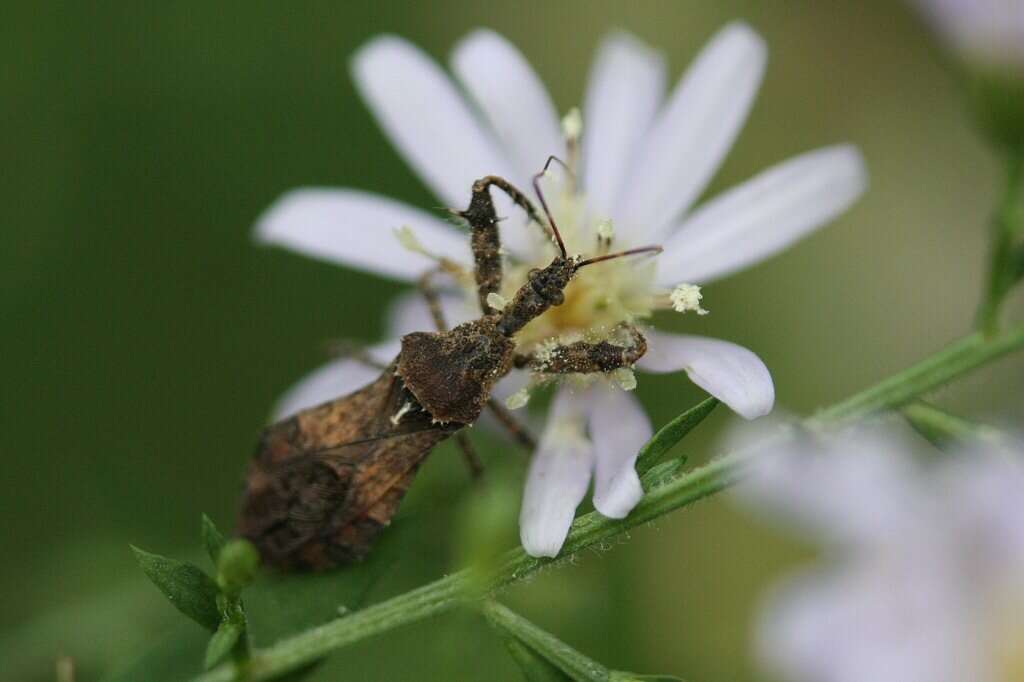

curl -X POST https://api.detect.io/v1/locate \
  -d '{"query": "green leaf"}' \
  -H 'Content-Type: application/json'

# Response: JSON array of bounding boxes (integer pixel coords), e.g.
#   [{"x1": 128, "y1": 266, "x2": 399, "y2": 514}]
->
[
  {"x1": 503, "y1": 638, "x2": 572, "y2": 682},
  {"x1": 131, "y1": 546, "x2": 222, "y2": 631},
  {"x1": 639, "y1": 458, "x2": 686, "y2": 491},
  {"x1": 610, "y1": 674, "x2": 686, "y2": 682},
  {"x1": 204, "y1": 622, "x2": 242, "y2": 670},
  {"x1": 900, "y1": 401, "x2": 1008, "y2": 449},
  {"x1": 201, "y1": 514, "x2": 226, "y2": 565},
  {"x1": 636, "y1": 397, "x2": 718, "y2": 474},
  {"x1": 482, "y1": 601, "x2": 608, "y2": 682}
]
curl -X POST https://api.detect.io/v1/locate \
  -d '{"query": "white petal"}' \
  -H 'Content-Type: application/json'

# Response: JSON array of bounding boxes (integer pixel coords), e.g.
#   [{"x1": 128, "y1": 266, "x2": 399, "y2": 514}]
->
[
  {"x1": 581, "y1": 32, "x2": 666, "y2": 223},
  {"x1": 451, "y1": 29, "x2": 562, "y2": 182},
  {"x1": 619, "y1": 23, "x2": 767, "y2": 242},
  {"x1": 385, "y1": 290, "x2": 477, "y2": 337},
  {"x1": 271, "y1": 339, "x2": 401, "y2": 419},
  {"x1": 587, "y1": 387, "x2": 650, "y2": 518},
  {"x1": 657, "y1": 145, "x2": 868, "y2": 286},
  {"x1": 637, "y1": 330, "x2": 774, "y2": 419},
  {"x1": 519, "y1": 386, "x2": 594, "y2": 558},
  {"x1": 352, "y1": 35, "x2": 517, "y2": 208},
  {"x1": 255, "y1": 189, "x2": 472, "y2": 281}
]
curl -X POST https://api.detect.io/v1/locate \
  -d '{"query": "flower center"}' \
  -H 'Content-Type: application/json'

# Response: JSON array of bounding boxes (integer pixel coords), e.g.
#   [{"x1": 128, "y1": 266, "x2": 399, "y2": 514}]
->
[
  {"x1": 500, "y1": 186, "x2": 660, "y2": 353},
  {"x1": 990, "y1": 586, "x2": 1024, "y2": 681}
]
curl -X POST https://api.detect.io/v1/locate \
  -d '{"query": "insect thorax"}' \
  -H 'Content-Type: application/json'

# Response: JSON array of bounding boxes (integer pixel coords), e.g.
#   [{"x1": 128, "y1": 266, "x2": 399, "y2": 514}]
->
[{"x1": 396, "y1": 317, "x2": 514, "y2": 425}]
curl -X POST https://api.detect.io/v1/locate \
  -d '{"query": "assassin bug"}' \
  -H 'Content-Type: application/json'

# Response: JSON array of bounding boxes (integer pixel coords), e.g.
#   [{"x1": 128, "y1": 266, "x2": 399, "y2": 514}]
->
[{"x1": 239, "y1": 159, "x2": 660, "y2": 570}]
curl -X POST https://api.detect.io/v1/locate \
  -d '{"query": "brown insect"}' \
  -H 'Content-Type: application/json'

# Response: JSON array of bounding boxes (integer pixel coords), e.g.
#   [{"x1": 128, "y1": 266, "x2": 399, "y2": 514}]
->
[{"x1": 239, "y1": 160, "x2": 659, "y2": 570}]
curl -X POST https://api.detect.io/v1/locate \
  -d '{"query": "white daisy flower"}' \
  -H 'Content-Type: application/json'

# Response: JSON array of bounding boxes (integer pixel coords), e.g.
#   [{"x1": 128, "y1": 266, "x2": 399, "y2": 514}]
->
[
  {"x1": 911, "y1": 0, "x2": 1024, "y2": 71},
  {"x1": 256, "y1": 24, "x2": 868, "y2": 558},
  {"x1": 734, "y1": 424, "x2": 1024, "y2": 682}
]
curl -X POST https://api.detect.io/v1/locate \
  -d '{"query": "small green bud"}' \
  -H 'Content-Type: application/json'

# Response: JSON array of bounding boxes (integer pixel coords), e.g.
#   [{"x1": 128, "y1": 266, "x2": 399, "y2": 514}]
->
[{"x1": 216, "y1": 539, "x2": 260, "y2": 594}]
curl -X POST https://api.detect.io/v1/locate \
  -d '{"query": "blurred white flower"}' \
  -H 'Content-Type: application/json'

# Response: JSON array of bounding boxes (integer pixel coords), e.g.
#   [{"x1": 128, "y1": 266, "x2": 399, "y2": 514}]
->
[
  {"x1": 734, "y1": 423, "x2": 1024, "y2": 682},
  {"x1": 257, "y1": 25, "x2": 867, "y2": 558},
  {"x1": 911, "y1": 0, "x2": 1024, "y2": 150},
  {"x1": 911, "y1": 0, "x2": 1024, "y2": 71}
]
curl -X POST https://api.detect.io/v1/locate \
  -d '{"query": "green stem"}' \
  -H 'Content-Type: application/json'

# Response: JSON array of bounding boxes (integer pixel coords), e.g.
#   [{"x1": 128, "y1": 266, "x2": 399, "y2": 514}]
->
[
  {"x1": 978, "y1": 152, "x2": 1024, "y2": 334},
  {"x1": 194, "y1": 321, "x2": 1024, "y2": 682},
  {"x1": 812, "y1": 323, "x2": 1024, "y2": 423}
]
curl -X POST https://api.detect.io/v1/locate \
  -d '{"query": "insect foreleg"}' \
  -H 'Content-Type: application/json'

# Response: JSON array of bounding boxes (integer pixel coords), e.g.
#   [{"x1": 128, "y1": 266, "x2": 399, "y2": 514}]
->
[
  {"x1": 459, "y1": 175, "x2": 545, "y2": 315},
  {"x1": 522, "y1": 327, "x2": 648, "y2": 375}
]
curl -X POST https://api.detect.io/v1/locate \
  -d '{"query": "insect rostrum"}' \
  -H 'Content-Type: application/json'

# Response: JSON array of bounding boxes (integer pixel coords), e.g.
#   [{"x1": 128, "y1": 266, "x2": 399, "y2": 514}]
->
[{"x1": 240, "y1": 166, "x2": 656, "y2": 570}]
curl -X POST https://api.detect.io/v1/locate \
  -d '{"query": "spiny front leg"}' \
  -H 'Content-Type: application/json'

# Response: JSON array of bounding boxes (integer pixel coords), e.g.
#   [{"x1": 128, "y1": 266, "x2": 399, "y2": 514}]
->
[
  {"x1": 458, "y1": 175, "x2": 545, "y2": 315},
  {"x1": 516, "y1": 326, "x2": 648, "y2": 375}
]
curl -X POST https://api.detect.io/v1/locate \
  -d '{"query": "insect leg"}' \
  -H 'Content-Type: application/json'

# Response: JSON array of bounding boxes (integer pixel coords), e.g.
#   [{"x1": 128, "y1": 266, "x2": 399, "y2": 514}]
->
[
  {"x1": 485, "y1": 398, "x2": 537, "y2": 451},
  {"x1": 454, "y1": 431, "x2": 484, "y2": 479},
  {"x1": 521, "y1": 326, "x2": 648, "y2": 375},
  {"x1": 458, "y1": 175, "x2": 544, "y2": 315},
  {"x1": 418, "y1": 268, "x2": 450, "y2": 332}
]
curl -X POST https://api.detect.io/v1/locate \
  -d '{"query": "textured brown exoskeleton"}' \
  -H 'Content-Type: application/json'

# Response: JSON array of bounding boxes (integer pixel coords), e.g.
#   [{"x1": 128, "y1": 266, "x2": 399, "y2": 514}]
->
[{"x1": 239, "y1": 160, "x2": 659, "y2": 570}]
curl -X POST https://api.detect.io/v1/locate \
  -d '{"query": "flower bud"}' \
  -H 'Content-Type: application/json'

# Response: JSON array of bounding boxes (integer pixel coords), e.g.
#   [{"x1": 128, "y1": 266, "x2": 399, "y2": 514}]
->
[{"x1": 216, "y1": 539, "x2": 260, "y2": 594}]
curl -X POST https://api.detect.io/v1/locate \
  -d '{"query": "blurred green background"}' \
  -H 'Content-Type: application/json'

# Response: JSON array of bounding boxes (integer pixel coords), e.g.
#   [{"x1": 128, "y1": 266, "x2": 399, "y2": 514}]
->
[{"x1": 4, "y1": 2, "x2": 1023, "y2": 680}]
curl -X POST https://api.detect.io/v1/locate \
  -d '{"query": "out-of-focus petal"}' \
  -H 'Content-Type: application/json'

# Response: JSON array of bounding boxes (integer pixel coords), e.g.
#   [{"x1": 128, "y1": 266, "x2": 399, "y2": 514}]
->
[
  {"x1": 941, "y1": 446, "x2": 1024, "y2": 569},
  {"x1": 587, "y1": 387, "x2": 650, "y2": 518},
  {"x1": 352, "y1": 35, "x2": 517, "y2": 208},
  {"x1": 270, "y1": 339, "x2": 401, "y2": 420},
  {"x1": 757, "y1": 562, "x2": 974, "y2": 682},
  {"x1": 637, "y1": 330, "x2": 774, "y2": 419},
  {"x1": 254, "y1": 189, "x2": 472, "y2": 281},
  {"x1": 731, "y1": 424, "x2": 931, "y2": 549},
  {"x1": 657, "y1": 145, "x2": 868, "y2": 286},
  {"x1": 619, "y1": 22, "x2": 767, "y2": 242},
  {"x1": 519, "y1": 386, "x2": 594, "y2": 558},
  {"x1": 451, "y1": 29, "x2": 562, "y2": 183},
  {"x1": 581, "y1": 32, "x2": 666, "y2": 225}
]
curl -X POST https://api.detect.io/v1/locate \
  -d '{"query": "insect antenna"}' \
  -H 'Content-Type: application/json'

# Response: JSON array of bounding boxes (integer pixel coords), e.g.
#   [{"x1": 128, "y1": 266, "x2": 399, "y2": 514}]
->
[
  {"x1": 575, "y1": 245, "x2": 663, "y2": 270},
  {"x1": 532, "y1": 155, "x2": 572, "y2": 259}
]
